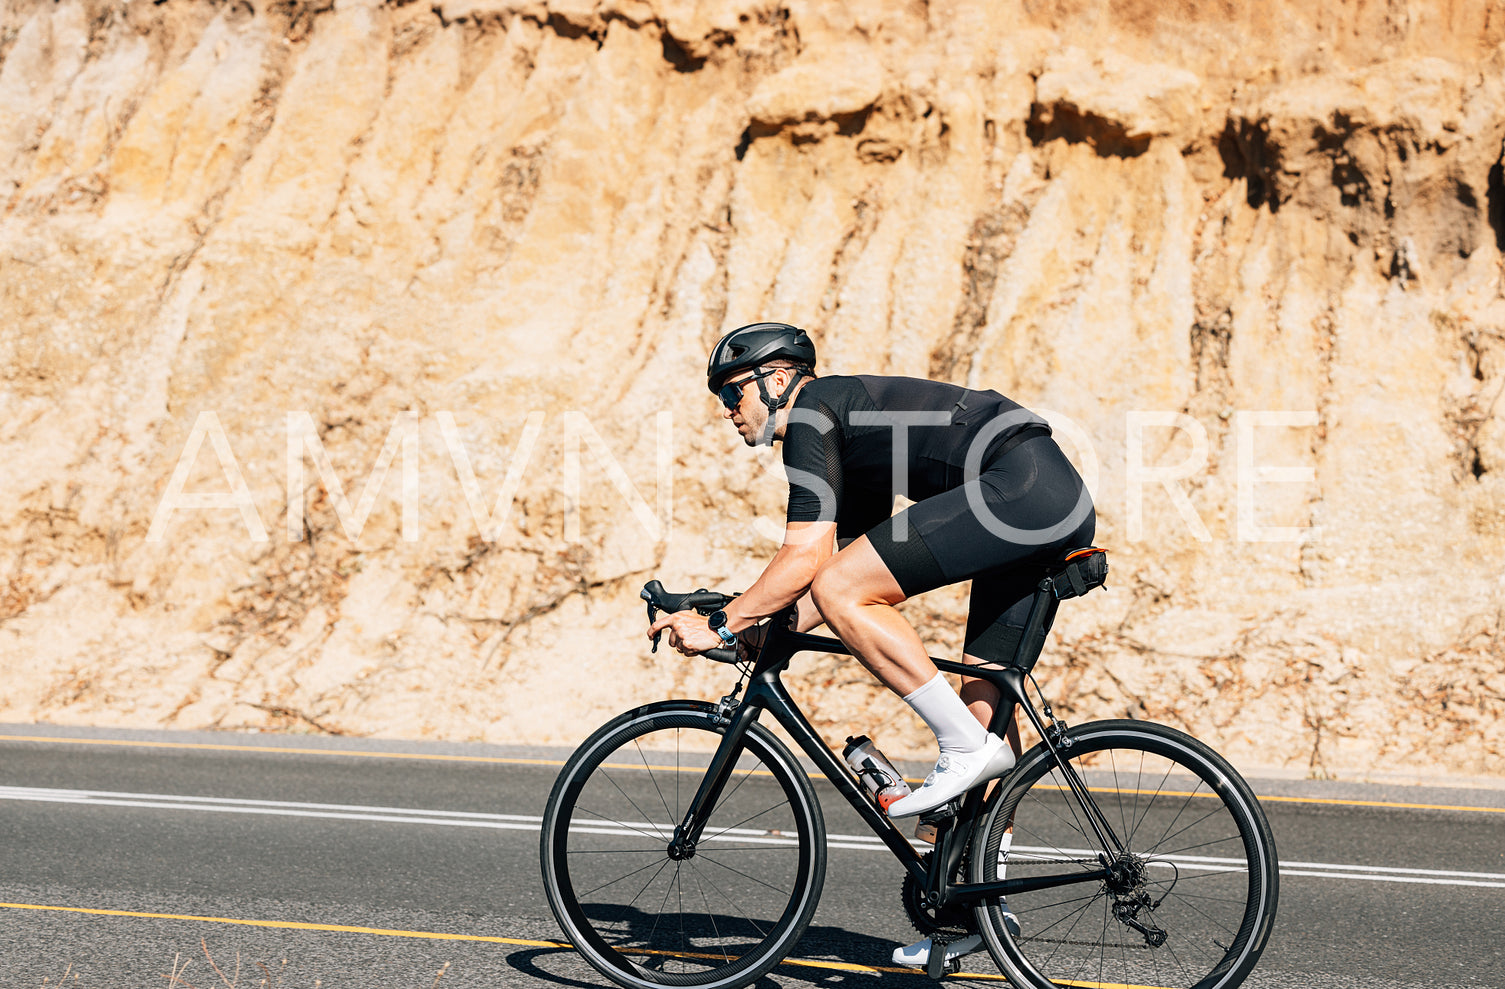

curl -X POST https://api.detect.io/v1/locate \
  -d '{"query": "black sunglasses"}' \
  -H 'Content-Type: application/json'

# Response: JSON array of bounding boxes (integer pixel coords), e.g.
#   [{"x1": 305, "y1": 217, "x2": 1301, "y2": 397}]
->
[{"x1": 717, "y1": 368, "x2": 778, "y2": 411}]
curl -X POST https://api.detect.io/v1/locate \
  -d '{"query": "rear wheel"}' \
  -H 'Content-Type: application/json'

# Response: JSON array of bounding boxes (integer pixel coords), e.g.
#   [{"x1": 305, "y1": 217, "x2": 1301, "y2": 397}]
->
[
  {"x1": 540, "y1": 702, "x2": 826, "y2": 989},
  {"x1": 969, "y1": 720, "x2": 1278, "y2": 989}
]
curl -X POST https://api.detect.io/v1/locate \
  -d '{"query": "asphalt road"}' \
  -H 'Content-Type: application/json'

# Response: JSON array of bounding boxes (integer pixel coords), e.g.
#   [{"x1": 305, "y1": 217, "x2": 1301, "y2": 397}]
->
[{"x1": 1, "y1": 723, "x2": 1502, "y2": 989}]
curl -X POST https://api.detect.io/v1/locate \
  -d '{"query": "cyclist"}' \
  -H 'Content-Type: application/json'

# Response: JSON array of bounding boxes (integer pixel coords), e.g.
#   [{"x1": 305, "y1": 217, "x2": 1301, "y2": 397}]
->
[{"x1": 647, "y1": 321, "x2": 1096, "y2": 966}]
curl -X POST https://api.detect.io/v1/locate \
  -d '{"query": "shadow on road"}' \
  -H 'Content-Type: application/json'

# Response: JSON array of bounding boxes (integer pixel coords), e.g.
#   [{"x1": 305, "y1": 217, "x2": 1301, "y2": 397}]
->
[{"x1": 509, "y1": 919, "x2": 939, "y2": 987}]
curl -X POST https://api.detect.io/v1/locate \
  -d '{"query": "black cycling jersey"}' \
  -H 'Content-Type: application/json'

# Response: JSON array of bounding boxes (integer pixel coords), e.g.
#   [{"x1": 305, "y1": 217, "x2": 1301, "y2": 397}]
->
[
  {"x1": 778, "y1": 374, "x2": 1095, "y2": 664},
  {"x1": 781, "y1": 375, "x2": 1051, "y2": 537}
]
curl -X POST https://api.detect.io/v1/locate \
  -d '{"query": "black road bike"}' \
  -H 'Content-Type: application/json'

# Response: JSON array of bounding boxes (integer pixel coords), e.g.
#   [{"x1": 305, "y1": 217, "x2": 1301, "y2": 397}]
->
[{"x1": 540, "y1": 549, "x2": 1279, "y2": 988}]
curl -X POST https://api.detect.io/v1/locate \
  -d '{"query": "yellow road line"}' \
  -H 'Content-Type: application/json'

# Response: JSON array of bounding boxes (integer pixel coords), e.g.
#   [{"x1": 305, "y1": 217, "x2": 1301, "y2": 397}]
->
[
  {"x1": 0, "y1": 901, "x2": 1016, "y2": 980},
  {"x1": 1254, "y1": 793, "x2": 1505, "y2": 813},
  {"x1": 0, "y1": 901, "x2": 562, "y2": 945},
  {"x1": 0, "y1": 734, "x2": 559, "y2": 767},
  {"x1": 4, "y1": 733, "x2": 1501, "y2": 815}
]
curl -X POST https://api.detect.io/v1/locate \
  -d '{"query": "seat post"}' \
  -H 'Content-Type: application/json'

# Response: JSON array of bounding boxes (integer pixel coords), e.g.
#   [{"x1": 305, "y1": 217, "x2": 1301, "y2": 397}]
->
[{"x1": 1007, "y1": 577, "x2": 1060, "y2": 673}]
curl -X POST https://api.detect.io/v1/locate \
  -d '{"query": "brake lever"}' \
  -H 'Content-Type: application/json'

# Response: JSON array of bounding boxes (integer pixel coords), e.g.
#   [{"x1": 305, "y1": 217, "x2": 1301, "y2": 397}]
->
[{"x1": 641, "y1": 587, "x2": 661, "y2": 653}]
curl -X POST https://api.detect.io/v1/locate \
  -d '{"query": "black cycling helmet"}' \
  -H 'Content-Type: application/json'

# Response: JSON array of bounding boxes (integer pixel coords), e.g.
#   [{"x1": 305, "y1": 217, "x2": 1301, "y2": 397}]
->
[{"x1": 706, "y1": 322, "x2": 817, "y2": 392}]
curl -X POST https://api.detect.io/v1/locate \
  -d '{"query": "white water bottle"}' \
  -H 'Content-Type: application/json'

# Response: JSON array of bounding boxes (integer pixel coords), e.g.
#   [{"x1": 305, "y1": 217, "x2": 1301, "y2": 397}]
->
[{"x1": 842, "y1": 735, "x2": 912, "y2": 812}]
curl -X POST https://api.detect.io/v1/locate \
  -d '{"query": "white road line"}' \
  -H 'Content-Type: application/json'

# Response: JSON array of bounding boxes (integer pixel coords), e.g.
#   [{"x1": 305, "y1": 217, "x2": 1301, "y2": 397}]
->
[{"x1": 3, "y1": 785, "x2": 1501, "y2": 889}]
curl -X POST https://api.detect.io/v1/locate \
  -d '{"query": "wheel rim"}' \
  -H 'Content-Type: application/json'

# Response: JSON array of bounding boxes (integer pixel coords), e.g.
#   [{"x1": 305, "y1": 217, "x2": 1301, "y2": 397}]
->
[
  {"x1": 548, "y1": 714, "x2": 819, "y2": 988},
  {"x1": 981, "y1": 728, "x2": 1273, "y2": 989}
]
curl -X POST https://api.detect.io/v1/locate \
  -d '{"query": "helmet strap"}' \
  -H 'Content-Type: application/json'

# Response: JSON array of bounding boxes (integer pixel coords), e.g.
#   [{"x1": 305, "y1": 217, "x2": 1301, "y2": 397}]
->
[{"x1": 755, "y1": 368, "x2": 806, "y2": 446}]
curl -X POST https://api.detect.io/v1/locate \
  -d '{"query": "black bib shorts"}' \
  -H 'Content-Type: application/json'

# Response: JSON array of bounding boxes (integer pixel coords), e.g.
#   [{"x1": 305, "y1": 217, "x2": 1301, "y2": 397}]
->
[{"x1": 781, "y1": 376, "x2": 1095, "y2": 663}]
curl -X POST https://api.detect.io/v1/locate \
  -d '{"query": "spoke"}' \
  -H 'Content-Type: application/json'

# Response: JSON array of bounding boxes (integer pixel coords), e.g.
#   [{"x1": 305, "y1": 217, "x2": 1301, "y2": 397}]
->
[
  {"x1": 645, "y1": 861, "x2": 679, "y2": 948},
  {"x1": 1148, "y1": 804, "x2": 1246, "y2": 858},
  {"x1": 1117, "y1": 874, "x2": 1132, "y2": 987},
  {"x1": 1016, "y1": 889, "x2": 1101, "y2": 946},
  {"x1": 636, "y1": 737, "x2": 675, "y2": 823},
  {"x1": 1041, "y1": 880, "x2": 1097, "y2": 976},
  {"x1": 1147, "y1": 831, "x2": 1249, "y2": 858},
  {"x1": 1159, "y1": 916, "x2": 1194, "y2": 984},
  {"x1": 1155, "y1": 883, "x2": 1244, "y2": 939},
  {"x1": 591, "y1": 770, "x2": 675, "y2": 840},
  {"x1": 1149, "y1": 878, "x2": 1167, "y2": 989},
  {"x1": 1121, "y1": 759, "x2": 1179, "y2": 852},
  {"x1": 1013, "y1": 791, "x2": 1101, "y2": 874},
  {"x1": 623, "y1": 859, "x2": 674, "y2": 916},
  {"x1": 695, "y1": 850, "x2": 797, "y2": 897},
  {"x1": 1110, "y1": 747, "x2": 1130, "y2": 867},
  {"x1": 685, "y1": 859, "x2": 773, "y2": 940},
  {"x1": 700, "y1": 801, "x2": 796, "y2": 844},
  {"x1": 1056, "y1": 764, "x2": 1103, "y2": 855},
  {"x1": 697, "y1": 845, "x2": 801, "y2": 853},
  {"x1": 686, "y1": 854, "x2": 731, "y2": 964},
  {"x1": 1012, "y1": 889, "x2": 1109, "y2": 922},
  {"x1": 573, "y1": 805, "x2": 672, "y2": 843},
  {"x1": 1018, "y1": 760, "x2": 1139, "y2": 870},
  {"x1": 1142, "y1": 886, "x2": 1250, "y2": 904},
  {"x1": 1145, "y1": 867, "x2": 1247, "y2": 884},
  {"x1": 571, "y1": 847, "x2": 679, "y2": 855},
  {"x1": 1145, "y1": 780, "x2": 1205, "y2": 858},
  {"x1": 1097, "y1": 888, "x2": 1110, "y2": 988},
  {"x1": 577, "y1": 855, "x2": 673, "y2": 900},
  {"x1": 705, "y1": 759, "x2": 767, "y2": 820}
]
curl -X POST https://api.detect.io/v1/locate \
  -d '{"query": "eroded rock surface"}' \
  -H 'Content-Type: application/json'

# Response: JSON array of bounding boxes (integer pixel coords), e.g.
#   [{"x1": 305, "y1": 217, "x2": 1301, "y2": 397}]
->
[{"x1": 1, "y1": 0, "x2": 1502, "y2": 779}]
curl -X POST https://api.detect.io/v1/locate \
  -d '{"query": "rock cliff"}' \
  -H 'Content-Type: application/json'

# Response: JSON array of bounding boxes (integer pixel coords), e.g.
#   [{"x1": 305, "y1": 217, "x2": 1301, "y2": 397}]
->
[{"x1": 1, "y1": 0, "x2": 1502, "y2": 778}]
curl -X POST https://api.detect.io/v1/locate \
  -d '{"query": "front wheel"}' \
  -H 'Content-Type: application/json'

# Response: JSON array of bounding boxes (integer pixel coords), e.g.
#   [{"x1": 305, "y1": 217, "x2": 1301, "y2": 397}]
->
[
  {"x1": 540, "y1": 701, "x2": 826, "y2": 989},
  {"x1": 969, "y1": 720, "x2": 1278, "y2": 989}
]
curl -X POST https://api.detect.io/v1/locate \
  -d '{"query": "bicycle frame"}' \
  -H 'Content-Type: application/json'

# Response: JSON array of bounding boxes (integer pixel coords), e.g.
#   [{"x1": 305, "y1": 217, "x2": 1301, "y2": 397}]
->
[{"x1": 665, "y1": 594, "x2": 1118, "y2": 911}]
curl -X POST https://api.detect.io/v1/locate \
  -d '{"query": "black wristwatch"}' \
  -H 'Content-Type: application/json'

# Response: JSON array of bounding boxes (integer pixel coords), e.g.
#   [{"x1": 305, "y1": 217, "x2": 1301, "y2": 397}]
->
[{"x1": 707, "y1": 610, "x2": 737, "y2": 647}]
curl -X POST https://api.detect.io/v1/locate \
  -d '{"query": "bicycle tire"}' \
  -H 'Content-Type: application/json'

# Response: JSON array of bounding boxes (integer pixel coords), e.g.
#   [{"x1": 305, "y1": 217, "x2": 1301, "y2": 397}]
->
[
  {"x1": 540, "y1": 701, "x2": 826, "y2": 989},
  {"x1": 969, "y1": 720, "x2": 1278, "y2": 989}
]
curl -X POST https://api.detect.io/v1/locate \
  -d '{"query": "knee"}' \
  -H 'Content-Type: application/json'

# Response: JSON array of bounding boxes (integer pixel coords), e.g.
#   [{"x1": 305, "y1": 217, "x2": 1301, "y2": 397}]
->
[{"x1": 808, "y1": 558, "x2": 849, "y2": 622}]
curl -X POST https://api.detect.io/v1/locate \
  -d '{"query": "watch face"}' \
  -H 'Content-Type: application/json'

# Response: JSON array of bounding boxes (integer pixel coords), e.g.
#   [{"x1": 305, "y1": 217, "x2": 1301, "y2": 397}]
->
[{"x1": 708, "y1": 610, "x2": 727, "y2": 630}]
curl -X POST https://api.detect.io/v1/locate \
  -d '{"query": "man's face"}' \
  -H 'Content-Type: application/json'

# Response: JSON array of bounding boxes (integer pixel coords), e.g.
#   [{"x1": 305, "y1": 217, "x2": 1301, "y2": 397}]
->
[{"x1": 719, "y1": 370, "x2": 772, "y2": 446}]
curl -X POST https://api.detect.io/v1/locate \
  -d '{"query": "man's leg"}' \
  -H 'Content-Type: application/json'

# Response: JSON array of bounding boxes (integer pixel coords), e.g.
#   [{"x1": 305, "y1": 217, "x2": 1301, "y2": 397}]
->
[
  {"x1": 810, "y1": 536, "x2": 1013, "y2": 818},
  {"x1": 960, "y1": 570, "x2": 1039, "y2": 757},
  {"x1": 961, "y1": 671, "x2": 1023, "y2": 755},
  {"x1": 807, "y1": 534, "x2": 935, "y2": 694}
]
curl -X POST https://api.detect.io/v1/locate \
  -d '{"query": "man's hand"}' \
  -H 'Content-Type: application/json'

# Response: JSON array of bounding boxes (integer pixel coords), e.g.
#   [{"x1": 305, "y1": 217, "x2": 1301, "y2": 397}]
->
[{"x1": 647, "y1": 610, "x2": 723, "y2": 656}]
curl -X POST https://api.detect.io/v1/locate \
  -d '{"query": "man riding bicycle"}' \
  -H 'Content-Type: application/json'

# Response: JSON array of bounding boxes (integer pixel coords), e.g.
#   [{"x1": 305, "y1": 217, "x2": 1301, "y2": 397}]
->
[{"x1": 647, "y1": 321, "x2": 1096, "y2": 966}]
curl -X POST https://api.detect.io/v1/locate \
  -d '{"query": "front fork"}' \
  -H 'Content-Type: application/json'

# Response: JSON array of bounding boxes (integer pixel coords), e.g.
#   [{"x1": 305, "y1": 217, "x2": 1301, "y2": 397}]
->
[{"x1": 666, "y1": 691, "x2": 762, "y2": 859}]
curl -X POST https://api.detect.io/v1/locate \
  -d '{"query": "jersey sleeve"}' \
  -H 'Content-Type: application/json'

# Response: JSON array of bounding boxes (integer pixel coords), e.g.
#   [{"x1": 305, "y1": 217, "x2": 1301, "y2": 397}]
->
[{"x1": 781, "y1": 395, "x2": 843, "y2": 525}]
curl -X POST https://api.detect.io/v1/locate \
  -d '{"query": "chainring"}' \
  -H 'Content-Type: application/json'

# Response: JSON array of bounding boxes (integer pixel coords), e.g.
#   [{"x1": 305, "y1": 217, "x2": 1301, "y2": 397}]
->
[{"x1": 901, "y1": 853, "x2": 978, "y2": 939}]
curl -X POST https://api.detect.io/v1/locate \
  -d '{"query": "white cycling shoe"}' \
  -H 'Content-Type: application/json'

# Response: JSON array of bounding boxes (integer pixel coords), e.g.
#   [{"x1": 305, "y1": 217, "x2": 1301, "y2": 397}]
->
[
  {"x1": 892, "y1": 934, "x2": 982, "y2": 967},
  {"x1": 890, "y1": 908, "x2": 1018, "y2": 968},
  {"x1": 885, "y1": 734, "x2": 1015, "y2": 818}
]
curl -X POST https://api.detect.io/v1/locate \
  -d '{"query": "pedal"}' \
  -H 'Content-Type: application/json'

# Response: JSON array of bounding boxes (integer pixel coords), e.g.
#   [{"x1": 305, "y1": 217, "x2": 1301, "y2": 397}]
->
[
  {"x1": 915, "y1": 805, "x2": 956, "y2": 846},
  {"x1": 926, "y1": 944, "x2": 947, "y2": 980},
  {"x1": 925, "y1": 935, "x2": 961, "y2": 980}
]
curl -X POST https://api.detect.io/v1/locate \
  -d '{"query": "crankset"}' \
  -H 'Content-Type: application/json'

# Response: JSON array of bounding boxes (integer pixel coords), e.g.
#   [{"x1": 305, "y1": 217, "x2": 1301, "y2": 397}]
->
[{"x1": 901, "y1": 853, "x2": 978, "y2": 940}]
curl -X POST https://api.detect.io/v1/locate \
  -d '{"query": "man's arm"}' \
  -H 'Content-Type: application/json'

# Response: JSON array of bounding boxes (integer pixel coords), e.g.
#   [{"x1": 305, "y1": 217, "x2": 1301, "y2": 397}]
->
[
  {"x1": 721, "y1": 521, "x2": 835, "y2": 633},
  {"x1": 648, "y1": 521, "x2": 836, "y2": 655}
]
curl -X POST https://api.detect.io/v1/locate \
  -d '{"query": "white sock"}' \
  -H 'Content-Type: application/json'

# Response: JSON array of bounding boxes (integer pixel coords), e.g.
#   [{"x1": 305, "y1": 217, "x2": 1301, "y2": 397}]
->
[{"x1": 903, "y1": 673, "x2": 988, "y2": 756}]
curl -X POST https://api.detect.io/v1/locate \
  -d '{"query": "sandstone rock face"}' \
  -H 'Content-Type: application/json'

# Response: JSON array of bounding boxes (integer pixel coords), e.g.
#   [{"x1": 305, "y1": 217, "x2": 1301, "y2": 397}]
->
[{"x1": 1, "y1": 0, "x2": 1502, "y2": 779}]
